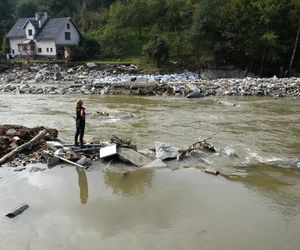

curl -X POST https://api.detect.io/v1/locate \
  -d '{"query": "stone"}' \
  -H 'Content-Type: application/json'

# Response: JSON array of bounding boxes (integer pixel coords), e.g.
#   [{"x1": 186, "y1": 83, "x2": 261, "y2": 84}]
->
[
  {"x1": 186, "y1": 90, "x2": 204, "y2": 98},
  {"x1": 117, "y1": 147, "x2": 151, "y2": 167},
  {"x1": 86, "y1": 62, "x2": 97, "y2": 68},
  {"x1": 54, "y1": 72, "x2": 62, "y2": 80},
  {"x1": 6, "y1": 128, "x2": 17, "y2": 136},
  {"x1": 155, "y1": 141, "x2": 179, "y2": 160},
  {"x1": 76, "y1": 156, "x2": 91, "y2": 166},
  {"x1": 54, "y1": 148, "x2": 65, "y2": 157},
  {"x1": 35, "y1": 73, "x2": 43, "y2": 82}
]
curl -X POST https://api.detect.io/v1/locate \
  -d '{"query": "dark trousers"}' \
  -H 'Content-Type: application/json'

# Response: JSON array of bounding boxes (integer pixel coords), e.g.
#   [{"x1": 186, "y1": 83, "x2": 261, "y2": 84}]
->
[{"x1": 75, "y1": 123, "x2": 85, "y2": 147}]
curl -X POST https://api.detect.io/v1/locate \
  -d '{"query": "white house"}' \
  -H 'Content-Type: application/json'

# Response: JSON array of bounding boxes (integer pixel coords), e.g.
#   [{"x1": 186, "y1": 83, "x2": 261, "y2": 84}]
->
[{"x1": 7, "y1": 12, "x2": 81, "y2": 59}]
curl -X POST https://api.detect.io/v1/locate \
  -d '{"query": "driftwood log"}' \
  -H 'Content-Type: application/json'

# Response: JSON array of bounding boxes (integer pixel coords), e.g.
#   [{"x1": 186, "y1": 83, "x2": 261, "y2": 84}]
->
[{"x1": 0, "y1": 129, "x2": 48, "y2": 166}]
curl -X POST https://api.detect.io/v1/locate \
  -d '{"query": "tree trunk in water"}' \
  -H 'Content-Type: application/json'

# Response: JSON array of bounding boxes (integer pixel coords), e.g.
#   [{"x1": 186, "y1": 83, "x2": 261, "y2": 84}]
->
[{"x1": 288, "y1": 16, "x2": 300, "y2": 75}]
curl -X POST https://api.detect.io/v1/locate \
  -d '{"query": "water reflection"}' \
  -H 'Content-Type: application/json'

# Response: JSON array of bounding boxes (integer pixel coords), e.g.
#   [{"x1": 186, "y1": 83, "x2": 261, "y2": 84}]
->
[
  {"x1": 104, "y1": 169, "x2": 153, "y2": 196},
  {"x1": 76, "y1": 167, "x2": 89, "y2": 204},
  {"x1": 228, "y1": 163, "x2": 300, "y2": 216}
]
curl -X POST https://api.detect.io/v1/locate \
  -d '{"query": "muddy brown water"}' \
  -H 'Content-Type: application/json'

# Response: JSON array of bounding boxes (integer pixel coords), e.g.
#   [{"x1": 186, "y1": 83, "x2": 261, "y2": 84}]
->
[{"x1": 0, "y1": 94, "x2": 300, "y2": 250}]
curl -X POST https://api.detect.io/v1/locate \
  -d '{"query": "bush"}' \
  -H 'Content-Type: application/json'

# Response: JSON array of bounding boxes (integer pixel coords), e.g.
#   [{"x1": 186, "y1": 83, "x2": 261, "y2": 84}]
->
[
  {"x1": 77, "y1": 36, "x2": 101, "y2": 60},
  {"x1": 143, "y1": 36, "x2": 170, "y2": 67}
]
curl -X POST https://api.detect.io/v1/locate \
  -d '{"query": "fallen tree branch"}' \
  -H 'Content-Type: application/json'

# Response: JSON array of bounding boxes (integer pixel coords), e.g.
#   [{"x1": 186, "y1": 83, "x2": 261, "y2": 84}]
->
[
  {"x1": 0, "y1": 129, "x2": 48, "y2": 166},
  {"x1": 177, "y1": 133, "x2": 218, "y2": 160},
  {"x1": 187, "y1": 132, "x2": 218, "y2": 151}
]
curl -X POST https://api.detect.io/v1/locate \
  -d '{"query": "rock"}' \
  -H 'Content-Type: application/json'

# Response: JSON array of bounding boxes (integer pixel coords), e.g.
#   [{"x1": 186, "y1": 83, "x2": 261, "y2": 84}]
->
[
  {"x1": 53, "y1": 72, "x2": 62, "y2": 81},
  {"x1": 86, "y1": 62, "x2": 97, "y2": 68},
  {"x1": 155, "y1": 141, "x2": 179, "y2": 160},
  {"x1": 35, "y1": 73, "x2": 43, "y2": 82},
  {"x1": 46, "y1": 141, "x2": 63, "y2": 151},
  {"x1": 67, "y1": 68, "x2": 74, "y2": 74},
  {"x1": 186, "y1": 90, "x2": 204, "y2": 98},
  {"x1": 6, "y1": 128, "x2": 17, "y2": 136},
  {"x1": 76, "y1": 156, "x2": 91, "y2": 166},
  {"x1": 54, "y1": 148, "x2": 65, "y2": 157},
  {"x1": 117, "y1": 147, "x2": 151, "y2": 167}
]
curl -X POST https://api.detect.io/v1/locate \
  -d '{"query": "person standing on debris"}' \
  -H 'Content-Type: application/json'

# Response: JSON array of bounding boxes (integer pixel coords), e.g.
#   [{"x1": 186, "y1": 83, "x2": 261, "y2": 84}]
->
[{"x1": 75, "y1": 99, "x2": 86, "y2": 148}]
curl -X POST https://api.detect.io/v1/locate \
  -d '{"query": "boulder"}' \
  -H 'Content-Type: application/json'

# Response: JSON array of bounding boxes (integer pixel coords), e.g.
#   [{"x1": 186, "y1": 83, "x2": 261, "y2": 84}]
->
[
  {"x1": 35, "y1": 73, "x2": 43, "y2": 82},
  {"x1": 155, "y1": 141, "x2": 179, "y2": 160},
  {"x1": 186, "y1": 90, "x2": 204, "y2": 98},
  {"x1": 117, "y1": 147, "x2": 151, "y2": 167}
]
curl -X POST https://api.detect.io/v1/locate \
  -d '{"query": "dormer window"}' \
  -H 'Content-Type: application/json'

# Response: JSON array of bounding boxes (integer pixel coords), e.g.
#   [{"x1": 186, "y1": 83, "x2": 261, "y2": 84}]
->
[
  {"x1": 28, "y1": 29, "x2": 33, "y2": 36},
  {"x1": 67, "y1": 23, "x2": 70, "y2": 29}
]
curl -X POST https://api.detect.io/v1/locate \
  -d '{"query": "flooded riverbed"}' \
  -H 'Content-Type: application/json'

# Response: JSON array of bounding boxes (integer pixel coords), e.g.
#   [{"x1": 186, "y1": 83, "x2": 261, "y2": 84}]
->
[{"x1": 0, "y1": 94, "x2": 300, "y2": 249}]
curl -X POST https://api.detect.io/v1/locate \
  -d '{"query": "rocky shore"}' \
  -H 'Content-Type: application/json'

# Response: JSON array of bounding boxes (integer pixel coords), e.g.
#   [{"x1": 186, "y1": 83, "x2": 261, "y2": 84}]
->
[{"x1": 0, "y1": 63, "x2": 299, "y2": 97}]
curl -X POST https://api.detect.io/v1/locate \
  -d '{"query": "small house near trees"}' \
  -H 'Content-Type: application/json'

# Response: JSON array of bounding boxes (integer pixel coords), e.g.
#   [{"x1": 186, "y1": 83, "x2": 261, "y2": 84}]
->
[{"x1": 7, "y1": 12, "x2": 81, "y2": 60}]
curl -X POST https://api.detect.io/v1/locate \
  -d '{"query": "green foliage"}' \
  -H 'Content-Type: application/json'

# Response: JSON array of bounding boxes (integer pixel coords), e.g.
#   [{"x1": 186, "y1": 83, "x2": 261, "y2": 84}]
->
[
  {"x1": 143, "y1": 35, "x2": 170, "y2": 67},
  {"x1": 16, "y1": 1, "x2": 39, "y2": 18},
  {"x1": 77, "y1": 35, "x2": 101, "y2": 60},
  {"x1": 1, "y1": 0, "x2": 300, "y2": 74}
]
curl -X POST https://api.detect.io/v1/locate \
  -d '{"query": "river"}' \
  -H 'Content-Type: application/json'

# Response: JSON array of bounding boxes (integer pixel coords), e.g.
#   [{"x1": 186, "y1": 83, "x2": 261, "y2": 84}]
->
[{"x1": 0, "y1": 94, "x2": 300, "y2": 250}]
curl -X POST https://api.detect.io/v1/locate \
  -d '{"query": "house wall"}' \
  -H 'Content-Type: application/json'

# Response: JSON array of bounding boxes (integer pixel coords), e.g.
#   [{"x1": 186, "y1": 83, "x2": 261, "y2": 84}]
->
[
  {"x1": 55, "y1": 21, "x2": 80, "y2": 45},
  {"x1": 35, "y1": 40, "x2": 57, "y2": 57},
  {"x1": 9, "y1": 38, "x2": 24, "y2": 56},
  {"x1": 24, "y1": 22, "x2": 36, "y2": 39}
]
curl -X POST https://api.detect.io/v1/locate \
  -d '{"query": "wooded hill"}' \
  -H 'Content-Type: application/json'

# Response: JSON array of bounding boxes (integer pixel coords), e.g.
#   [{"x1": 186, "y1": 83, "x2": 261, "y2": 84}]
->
[{"x1": 1, "y1": 0, "x2": 300, "y2": 76}]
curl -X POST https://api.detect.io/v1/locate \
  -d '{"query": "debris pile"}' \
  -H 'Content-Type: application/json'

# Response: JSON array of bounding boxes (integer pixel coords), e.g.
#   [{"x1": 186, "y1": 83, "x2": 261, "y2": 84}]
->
[
  {"x1": 0, "y1": 125, "x2": 58, "y2": 167},
  {"x1": 1, "y1": 63, "x2": 299, "y2": 97},
  {"x1": 1, "y1": 125, "x2": 223, "y2": 176}
]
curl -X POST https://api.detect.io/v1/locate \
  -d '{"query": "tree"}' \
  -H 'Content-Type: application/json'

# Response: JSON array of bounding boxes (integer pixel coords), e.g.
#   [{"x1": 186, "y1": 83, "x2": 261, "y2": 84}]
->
[
  {"x1": 189, "y1": 0, "x2": 229, "y2": 66},
  {"x1": 288, "y1": 0, "x2": 300, "y2": 74},
  {"x1": 143, "y1": 36, "x2": 170, "y2": 67},
  {"x1": 16, "y1": 1, "x2": 39, "y2": 18}
]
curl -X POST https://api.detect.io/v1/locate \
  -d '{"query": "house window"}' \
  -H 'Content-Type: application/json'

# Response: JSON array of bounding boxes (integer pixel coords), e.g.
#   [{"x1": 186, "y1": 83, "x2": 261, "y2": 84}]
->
[
  {"x1": 28, "y1": 29, "x2": 33, "y2": 36},
  {"x1": 50, "y1": 48, "x2": 53, "y2": 52},
  {"x1": 38, "y1": 48, "x2": 42, "y2": 53},
  {"x1": 12, "y1": 49, "x2": 15, "y2": 54},
  {"x1": 47, "y1": 48, "x2": 49, "y2": 52},
  {"x1": 67, "y1": 23, "x2": 70, "y2": 29},
  {"x1": 65, "y1": 32, "x2": 71, "y2": 40}
]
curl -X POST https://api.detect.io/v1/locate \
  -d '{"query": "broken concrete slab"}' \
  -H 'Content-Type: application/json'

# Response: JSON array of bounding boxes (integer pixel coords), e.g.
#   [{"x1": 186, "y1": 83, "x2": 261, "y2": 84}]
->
[
  {"x1": 100, "y1": 144, "x2": 117, "y2": 158},
  {"x1": 117, "y1": 147, "x2": 151, "y2": 167},
  {"x1": 155, "y1": 141, "x2": 179, "y2": 160}
]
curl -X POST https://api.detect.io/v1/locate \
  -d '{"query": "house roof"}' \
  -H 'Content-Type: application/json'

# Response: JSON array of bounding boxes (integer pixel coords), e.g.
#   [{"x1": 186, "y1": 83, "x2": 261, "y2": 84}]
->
[
  {"x1": 7, "y1": 18, "x2": 35, "y2": 38},
  {"x1": 7, "y1": 16, "x2": 81, "y2": 40},
  {"x1": 35, "y1": 18, "x2": 80, "y2": 40}
]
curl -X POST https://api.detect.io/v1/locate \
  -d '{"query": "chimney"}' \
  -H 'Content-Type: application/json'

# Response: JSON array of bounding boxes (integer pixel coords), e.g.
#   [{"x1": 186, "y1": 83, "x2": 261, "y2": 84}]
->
[
  {"x1": 39, "y1": 20, "x2": 41, "y2": 28},
  {"x1": 35, "y1": 12, "x2": 44, "y2": 21}
]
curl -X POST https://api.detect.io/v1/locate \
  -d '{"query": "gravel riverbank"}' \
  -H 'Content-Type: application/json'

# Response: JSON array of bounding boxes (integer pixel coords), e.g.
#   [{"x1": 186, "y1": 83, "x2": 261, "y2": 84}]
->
[{"x1": 1, "y1": 63, "x2": 299, "y2": 97}]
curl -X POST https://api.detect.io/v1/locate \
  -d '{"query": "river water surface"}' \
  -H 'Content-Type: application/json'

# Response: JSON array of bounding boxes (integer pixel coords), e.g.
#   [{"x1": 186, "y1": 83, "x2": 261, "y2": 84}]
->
[{"x1": 0, "y1": 94, "x2": 300, "y2": 250}]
